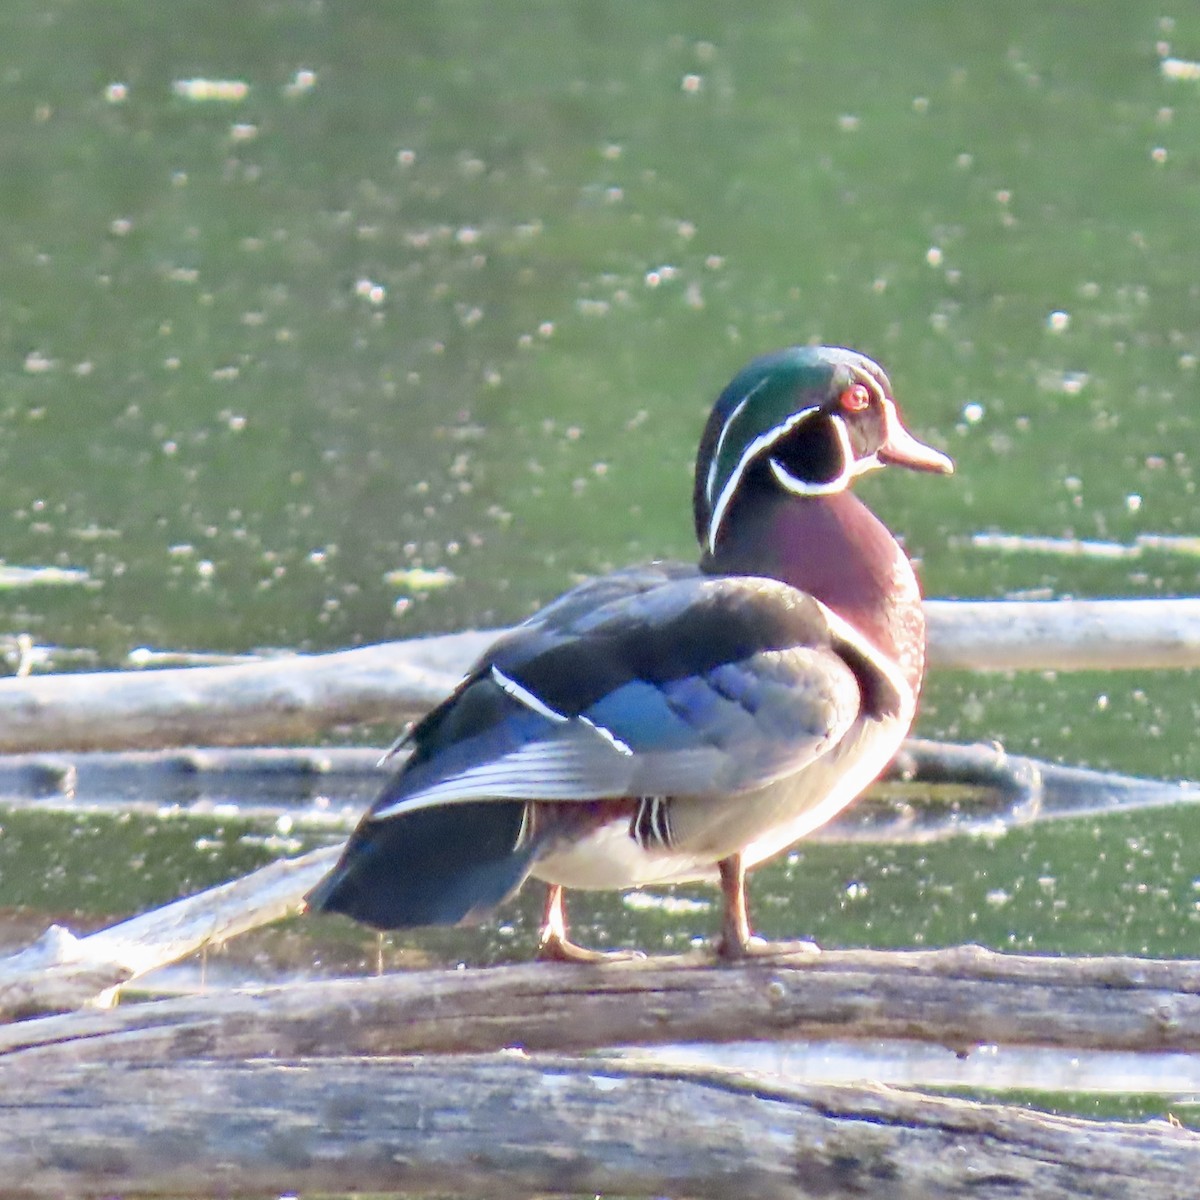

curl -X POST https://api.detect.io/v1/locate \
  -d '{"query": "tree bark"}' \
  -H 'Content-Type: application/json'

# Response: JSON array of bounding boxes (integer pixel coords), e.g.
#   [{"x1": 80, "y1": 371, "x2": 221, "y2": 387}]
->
[{"x1": 0, "y1": 1053, "x2": 1195, "y2": 1200}]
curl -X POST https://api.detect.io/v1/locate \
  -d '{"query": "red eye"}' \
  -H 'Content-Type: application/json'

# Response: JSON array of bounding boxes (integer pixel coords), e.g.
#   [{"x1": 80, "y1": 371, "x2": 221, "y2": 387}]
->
[{"x1": 838, "y1": 383, "x2": 872, "y2": 412}]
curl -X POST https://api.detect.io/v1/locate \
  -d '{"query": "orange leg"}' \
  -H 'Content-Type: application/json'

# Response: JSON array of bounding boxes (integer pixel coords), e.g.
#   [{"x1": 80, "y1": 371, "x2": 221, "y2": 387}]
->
[
  {"x1": 715, "y1": 853, "x2": 820, "y2": 961},
  {"x1": 536, "y1": 883, "x2": 643, "y2": 963},
  {"x1": 715, "y1": 854, "x2": 754, "y2": 959}
]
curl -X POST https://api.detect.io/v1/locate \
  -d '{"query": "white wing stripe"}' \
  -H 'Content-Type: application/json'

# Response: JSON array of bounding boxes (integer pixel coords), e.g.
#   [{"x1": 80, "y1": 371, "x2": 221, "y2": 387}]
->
[
  {"x1": 579, "y1": 713, "x2": 634, "y2": 756},
  {"x1": 490, "y1": 666, "x2": 569, "y2": 722}
]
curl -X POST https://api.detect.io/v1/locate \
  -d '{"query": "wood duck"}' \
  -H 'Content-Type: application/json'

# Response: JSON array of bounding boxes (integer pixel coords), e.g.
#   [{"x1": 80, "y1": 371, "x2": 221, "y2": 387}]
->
[{"x1": 306, "y1": 346, "x2": 953, "y2": 960}]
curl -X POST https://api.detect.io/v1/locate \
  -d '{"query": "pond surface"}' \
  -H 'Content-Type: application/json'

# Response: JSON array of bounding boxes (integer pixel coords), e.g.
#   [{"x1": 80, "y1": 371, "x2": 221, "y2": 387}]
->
[{"x1": 0, "y1": 0, "x2": 1199, "y2": 1108}]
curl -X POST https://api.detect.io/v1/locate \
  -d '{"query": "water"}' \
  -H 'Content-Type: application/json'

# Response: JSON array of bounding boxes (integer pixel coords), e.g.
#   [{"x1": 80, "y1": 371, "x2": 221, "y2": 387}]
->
[{"x1": 0, "y1": 0, "x2": 1198, "y2": 1109}]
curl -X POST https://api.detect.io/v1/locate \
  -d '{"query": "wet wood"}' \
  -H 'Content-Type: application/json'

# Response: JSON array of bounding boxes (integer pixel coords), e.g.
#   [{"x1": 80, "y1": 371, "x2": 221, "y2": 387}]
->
[
  {"x1": 0, "y1": 1052, "x2": 1195, "y2": 1199},
  {"x1": 6, "y1": 945, "x2": 1200, "y2": 1062},
  {"x1": 0, "y1": 598, "x2": 1194, "y2": 752},
  {"x1": 1, "y1": 738, "x2": 1196, "y2": 844}
]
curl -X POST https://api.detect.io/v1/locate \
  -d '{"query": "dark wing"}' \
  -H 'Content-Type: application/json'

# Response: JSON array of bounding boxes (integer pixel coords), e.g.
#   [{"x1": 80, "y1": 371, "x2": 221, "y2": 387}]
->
[
  {"x1": 368, "y1": 567, "x2": 898, "y2": 822},
  {"x1": 377, "y1": 561, "x2": 697, "y2": 765}
]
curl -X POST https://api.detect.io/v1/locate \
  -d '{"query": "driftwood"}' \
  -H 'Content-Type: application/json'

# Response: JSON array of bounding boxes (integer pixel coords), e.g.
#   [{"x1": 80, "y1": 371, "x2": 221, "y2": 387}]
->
[
  {"x1": 5, "y1": 946, "x2": 1200, "y2": 1065},
  {"x1": 0, "y1": 627, "x2": 495, "y2": 753},
  {"x1": 0, "y1": 1053, "x2": 1197, "y2": 1200},
  {"x1": 0, "y1": 727, "x2": 1196, "y2": 1025},
  {"x1": 927, "y1": 597, "x2": 1200, "y2": 671},
  {"x1": 0, "y1": 597, "x2": 1195, "y2": 753},
  {"x1": 0, "y1": 597, "x2": 1193, "y2": 1193},
  {"x1": 0, "y1": 769, "x2": 1197, "y2": 1197},
  {"x1": 9, "y1": 849, "x2": 1200, "y2": 1198},
  {"x1": 0, "y1": 847, "x2": 336, "y2": 1021}
]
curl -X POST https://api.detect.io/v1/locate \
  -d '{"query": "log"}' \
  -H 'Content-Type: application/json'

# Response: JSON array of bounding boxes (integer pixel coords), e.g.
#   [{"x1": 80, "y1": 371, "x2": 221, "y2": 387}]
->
[
  {"x1": 0, "y1": 733, "x2": 1195, "y2": 1024},
  {"x1": 0, "y1": 628, "x2": 495, "y2": 753},
  {"x1": 0, "y1": 846, "x2": 336, "y2": 1021},
  {"x1": 926, "y1": 598, "x2": 1200, "y2": 672},
  {"x1": 5, "y1": 946, "x2": 1200, "y2": 1065},
  {"x1": 0, "y1": 598, "x2": 1194, "y2": 753},
  {"x1": 0, "y1": 1053, "x2": 1196, "y2": 1199}
]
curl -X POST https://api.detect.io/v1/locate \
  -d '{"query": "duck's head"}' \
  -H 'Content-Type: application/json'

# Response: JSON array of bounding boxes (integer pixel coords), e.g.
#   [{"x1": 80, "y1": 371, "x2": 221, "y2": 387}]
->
[{"x1": 693, "y1": 345, "x2": 953, "y2": 555}]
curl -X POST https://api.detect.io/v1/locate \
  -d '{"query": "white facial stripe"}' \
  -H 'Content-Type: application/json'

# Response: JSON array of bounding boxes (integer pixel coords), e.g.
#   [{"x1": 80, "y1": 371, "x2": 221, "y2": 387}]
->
[
  {"x1": 879, "y1": 394, "x2": 898, "y2": 437},
  {"x1": 490, "y1": 666, "x2": 568, "y2": 723},
  {"x1": 849, "y1": 451, "x2": 883, "y2": 479},
  {"x1": 704, "y1": 378, "x2": 767, "y2": 505},
  {"x1": 765, "y1": 412, "x2": 857, "y2": 497},
  {"x1": 706, "y1": 404, "x2": 821, "y2": 554},
  {"x1": 817, "y1": 598, "x2": 915, "y2": 712}
]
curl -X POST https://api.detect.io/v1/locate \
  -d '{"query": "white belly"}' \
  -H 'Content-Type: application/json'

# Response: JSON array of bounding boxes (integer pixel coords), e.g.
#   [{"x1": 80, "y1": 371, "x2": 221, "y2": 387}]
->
[
  {"x1": 528, "y1": 709, "x2": 908, "y2": 891},
  {"x1": 531, "y1": 822, "x2": 717, "y2": 889},
  {"x1": 738, "y1": 709, "x2": 907, "y2": 867}
]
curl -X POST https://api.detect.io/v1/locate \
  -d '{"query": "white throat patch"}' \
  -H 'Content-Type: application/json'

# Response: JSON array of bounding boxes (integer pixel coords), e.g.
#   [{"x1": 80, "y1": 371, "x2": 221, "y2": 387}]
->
[{"x1": 706, "y1": 407, "x2": 874, "y2": 553}]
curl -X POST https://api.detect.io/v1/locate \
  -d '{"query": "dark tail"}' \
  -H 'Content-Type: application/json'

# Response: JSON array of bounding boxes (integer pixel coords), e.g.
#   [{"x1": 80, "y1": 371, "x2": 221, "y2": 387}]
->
[{"x1": 306, "y1": 800, "x2": 537, "y2": 930}]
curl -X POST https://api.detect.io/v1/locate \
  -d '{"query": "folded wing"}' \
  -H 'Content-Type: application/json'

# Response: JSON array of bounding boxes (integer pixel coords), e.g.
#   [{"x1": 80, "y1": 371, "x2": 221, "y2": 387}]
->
[{"x1": 369, "y1": 566, "x2": 889, "y2": 823}]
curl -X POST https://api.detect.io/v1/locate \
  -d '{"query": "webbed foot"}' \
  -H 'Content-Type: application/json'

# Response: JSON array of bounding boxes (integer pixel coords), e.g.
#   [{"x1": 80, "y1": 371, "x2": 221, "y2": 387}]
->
[
  {"x1": 714, "y1": 934, "x2": 821, "y2": 962},
  {"x1": 537, "y1": 930, "x2": 645, "y2": 964},
  {"x1": 537, "y1": 882, "x2": 645, "y2": 964},
  {"x1": 714, "y1": 854, "x2": 821, "y2": 962}
]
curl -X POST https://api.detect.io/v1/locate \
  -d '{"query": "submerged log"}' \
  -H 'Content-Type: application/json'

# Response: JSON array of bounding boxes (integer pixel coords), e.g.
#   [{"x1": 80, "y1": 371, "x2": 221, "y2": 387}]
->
[
  {"x1": 0, "y1": 737, "x2": 1195, "y2": 1024},
  {"x1": 0, "y1": 598, "x2": 1194, "y2": 753},
  {"x1": 1, "y1": 737, "x2": 1194, "y2": 837},
  {"x1": 0, "y1": 1053, "x2": 1196, "y2": 1200}
]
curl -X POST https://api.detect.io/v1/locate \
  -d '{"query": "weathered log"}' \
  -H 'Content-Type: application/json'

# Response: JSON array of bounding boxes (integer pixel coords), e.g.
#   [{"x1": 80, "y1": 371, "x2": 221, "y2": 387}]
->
[
  {"x1": 0, "y1": 1052, "x2": 1195, "y2": 1200},
  {"x1": 0, "y1": 732, "x2": 1196, "y2": 1025},
  {"x1": 0, "y1": 598, "x2": 1195, "y2": 753},
  {"x1": 926, "y1": 598, "x2": 1200, "y2": 672},
  {"x1": 1, "y1": 738, "x2": 1194, "y2": 837},
  {"x1": 5, "y1": 946, "x2": 1200, "y2": 1065},
  {"x1": 0, "y1": 627, "x2": 494, "y2": 753},
  {"x1": 0, "y1": 846, "x2": 336, "y2": 1021}
]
